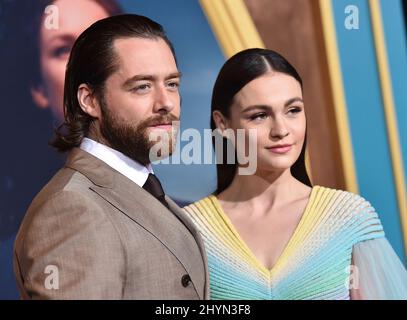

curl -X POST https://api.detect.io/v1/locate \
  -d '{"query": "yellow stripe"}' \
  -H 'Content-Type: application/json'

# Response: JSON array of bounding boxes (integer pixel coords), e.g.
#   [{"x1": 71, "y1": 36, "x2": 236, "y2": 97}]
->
[
  {"x1": 318, "y1": 0, "x2": 359, "y2": 193},
  {"x1": 199, "y1": 0, "x2": 313, "y2": 183},
  {"x1": 369, "y1": 0, "x2": 407, "y2": 256},
  {"x1": 206, "y1": 196, "x2": 269, "y2": 278},
  {"x1": 199, "y1": 0, "x2": 264, "y2": 57}
]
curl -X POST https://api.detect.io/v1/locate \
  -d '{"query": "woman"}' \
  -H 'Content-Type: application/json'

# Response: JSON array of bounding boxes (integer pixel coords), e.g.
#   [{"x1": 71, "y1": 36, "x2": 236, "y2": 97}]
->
[
  {"x1": 0, "y1": 0, "x2": 122, "y2": 238},
  {"x1": 0, "y1": 0, "x2": 122, "y2": 299},
  {"x1": 184, "y1": 48, "x2": 407, "y2": 300}
]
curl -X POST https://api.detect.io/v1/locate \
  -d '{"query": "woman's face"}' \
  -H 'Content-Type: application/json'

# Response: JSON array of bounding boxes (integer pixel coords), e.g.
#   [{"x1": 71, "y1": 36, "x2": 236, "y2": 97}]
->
[
  {"x1": 214, "y1": 72, "x2": 306, "y2": 174},
  {"x1": 31, "y1": 0, "x2": 110, "y2": 121}
]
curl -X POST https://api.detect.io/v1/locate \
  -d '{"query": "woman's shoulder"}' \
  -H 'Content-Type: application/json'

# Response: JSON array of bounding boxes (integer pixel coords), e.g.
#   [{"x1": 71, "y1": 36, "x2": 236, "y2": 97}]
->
[
  {"x1": 183, "y1": 194, "x2": 217, "y2": 215},
  {"x1": 182, "y1": 194, "x2": 222, "y2": 231},
  {"x1": 312, "y1": 185, "x2": 385, "y2": 240},
  {"x1": 312, "y1": 185, "x2": 376, "y2": 211}
]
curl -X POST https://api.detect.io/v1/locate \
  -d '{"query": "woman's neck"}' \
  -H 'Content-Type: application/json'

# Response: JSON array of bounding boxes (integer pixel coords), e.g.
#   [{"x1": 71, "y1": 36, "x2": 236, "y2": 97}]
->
[{"x1": 217, "y1": 168, "x2": 310, "y2": 215}]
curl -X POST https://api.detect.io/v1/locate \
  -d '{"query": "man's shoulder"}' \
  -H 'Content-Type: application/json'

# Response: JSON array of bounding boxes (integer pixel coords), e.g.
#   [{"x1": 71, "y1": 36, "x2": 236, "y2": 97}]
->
[
  {"x1": 18, "y1": 167, "x2": 104, "y2": 235},
  {"x1": 33, "y1": 166, "x2": 94, "y2": 203},
  {"x1": 15, "y1": 166, "x2": 114, "y2": 251}
]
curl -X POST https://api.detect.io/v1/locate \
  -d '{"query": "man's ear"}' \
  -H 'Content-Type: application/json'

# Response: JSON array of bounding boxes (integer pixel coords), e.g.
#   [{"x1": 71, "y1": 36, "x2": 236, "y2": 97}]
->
[
  {"x1": 212, "y1": 110, "x2": 229, "y2": 134},
  {"x1": 77, "y1": 84, "x2": 101, "y2": 119},
  {"x1": 31, "y1": 85, "x2": 49, "y2": 110}
]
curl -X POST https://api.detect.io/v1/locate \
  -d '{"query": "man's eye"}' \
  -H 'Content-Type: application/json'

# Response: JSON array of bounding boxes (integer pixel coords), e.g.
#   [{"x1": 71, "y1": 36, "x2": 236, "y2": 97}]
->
[
  {"x1": 167, "y1": 82, "x2": 180, "y2": 90},
  {"x1": 132, "y1": 84, "x2": 151, "y2": 92}
]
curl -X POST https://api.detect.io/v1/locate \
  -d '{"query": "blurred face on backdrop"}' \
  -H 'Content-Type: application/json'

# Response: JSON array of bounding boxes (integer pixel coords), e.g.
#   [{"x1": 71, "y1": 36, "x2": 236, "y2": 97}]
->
[
  {"x1": 78, "y1": 37, "x2": 181, "y2": 166},
  {"x1": 213, "y1": 72, "x2": 306, "y2": 175},
  {"x1": 31, "y1": 0, "x2": 111, "y2": 120}
]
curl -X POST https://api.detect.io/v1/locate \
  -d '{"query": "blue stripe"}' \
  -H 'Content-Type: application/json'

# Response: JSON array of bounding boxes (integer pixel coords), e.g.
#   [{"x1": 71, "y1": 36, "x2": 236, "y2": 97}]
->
[
  {"x1": 332, "y1": 0, "x2": 404, "y2": 261},
  {"x1": 380, "y1": 0, "x2": 407, "y2": 259}
]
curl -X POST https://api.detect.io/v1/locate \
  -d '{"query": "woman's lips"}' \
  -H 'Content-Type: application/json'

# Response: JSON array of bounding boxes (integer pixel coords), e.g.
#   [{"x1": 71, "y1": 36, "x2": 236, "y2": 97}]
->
[{"x1": 268, "y1": 144, "x2": 292, "y2": 154}]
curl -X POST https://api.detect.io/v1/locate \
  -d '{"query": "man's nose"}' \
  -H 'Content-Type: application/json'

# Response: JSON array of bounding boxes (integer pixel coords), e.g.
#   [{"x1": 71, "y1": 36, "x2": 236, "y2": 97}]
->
[{"x1": 153, "y1": 86, "x2": 176, "y2": 114}]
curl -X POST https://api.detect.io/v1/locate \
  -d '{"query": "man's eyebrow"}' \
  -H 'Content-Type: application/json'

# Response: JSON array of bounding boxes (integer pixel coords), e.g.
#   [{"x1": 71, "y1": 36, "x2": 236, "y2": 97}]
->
[
  {"x1": 241, "y1": 97, "x2": 304, "y2": 113},
  {"x1": 122, "y1": 72, "x2": 182, "y2": 88},
  {"x1": 166, "y1": 72, "x2": 182, "y2": 80}
]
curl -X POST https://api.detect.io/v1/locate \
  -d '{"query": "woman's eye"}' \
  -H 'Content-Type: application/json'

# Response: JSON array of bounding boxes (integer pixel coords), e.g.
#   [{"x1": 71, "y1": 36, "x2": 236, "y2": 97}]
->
[
  {"x1": 249, "y1": 113, "x2": 268, "y2": 121},
  {"x1": 288, "y1": 107, "x2": 302, "y2": 115},
  {"x1": 52, "y1": 46, "x2": 71, "y2": 58}
]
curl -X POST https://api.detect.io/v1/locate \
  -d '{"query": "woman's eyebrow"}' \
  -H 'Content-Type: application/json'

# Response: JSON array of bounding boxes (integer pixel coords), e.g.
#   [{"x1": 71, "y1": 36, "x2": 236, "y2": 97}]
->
[
  {"x1": 284, "y1": 97, "x2": 303, "y2": 106},
  {"x1": 241, "y1": 97, "x2": 304, "y2": 114},
  {"x1": 48, "y1": 34, "x2": 76, "y2": 44},
  {"x1": 241, "y1": 105, "x2": 271, "y2": 113}
]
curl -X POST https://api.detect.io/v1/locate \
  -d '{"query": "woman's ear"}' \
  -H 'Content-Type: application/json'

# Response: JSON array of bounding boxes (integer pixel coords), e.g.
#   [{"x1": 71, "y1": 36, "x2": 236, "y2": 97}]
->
[
  {"x1": 212, "y1": 110, "x2": 229, "y2": 135},
  {"x1": 30, "y1": 85, "x2": 49, "y2": 110},
  {"x1": 77, "y1": 84, "x2": 101, "y2": 119}
]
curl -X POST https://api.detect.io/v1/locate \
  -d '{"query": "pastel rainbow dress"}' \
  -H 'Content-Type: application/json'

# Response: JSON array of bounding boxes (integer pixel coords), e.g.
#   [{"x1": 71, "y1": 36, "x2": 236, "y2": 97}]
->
[{"x1": 184, "y1": 185, "x2": 407, "y2": 300}]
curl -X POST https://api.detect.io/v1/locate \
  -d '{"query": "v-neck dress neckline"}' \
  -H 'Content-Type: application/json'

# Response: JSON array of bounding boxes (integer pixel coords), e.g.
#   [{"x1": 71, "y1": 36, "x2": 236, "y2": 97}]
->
[{"x1": 207, "y1": 186, "x2": 316, "y2": 276}]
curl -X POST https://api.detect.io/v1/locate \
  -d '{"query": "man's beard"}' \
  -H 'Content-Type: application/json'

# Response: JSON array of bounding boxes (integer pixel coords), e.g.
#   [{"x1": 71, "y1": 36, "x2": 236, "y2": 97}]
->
[{"x1": 99, "y1": 99, "x2": 179, "y2": 166}]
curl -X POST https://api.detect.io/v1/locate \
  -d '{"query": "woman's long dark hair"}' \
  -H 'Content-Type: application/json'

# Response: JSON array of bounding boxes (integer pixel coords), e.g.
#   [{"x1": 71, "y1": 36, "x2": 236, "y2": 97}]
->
[{"x1": 211, "y1": 48, "x2": 312, "y2": 194}]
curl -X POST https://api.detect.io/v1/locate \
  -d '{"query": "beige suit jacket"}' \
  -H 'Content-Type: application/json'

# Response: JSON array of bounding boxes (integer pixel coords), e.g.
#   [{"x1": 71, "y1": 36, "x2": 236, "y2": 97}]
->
[{"x1": 13, "y1": 148, "x2": 209, "y2": 299}]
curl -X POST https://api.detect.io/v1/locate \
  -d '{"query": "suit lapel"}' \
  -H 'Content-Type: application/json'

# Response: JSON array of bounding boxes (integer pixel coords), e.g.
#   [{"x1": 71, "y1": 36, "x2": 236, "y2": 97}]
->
[
  {"x1": 65, "y1": 148, "x2": 207, "y2": 299},
  {"x1": 165, "y1": 195, "x2": 210, "y2": 298}
]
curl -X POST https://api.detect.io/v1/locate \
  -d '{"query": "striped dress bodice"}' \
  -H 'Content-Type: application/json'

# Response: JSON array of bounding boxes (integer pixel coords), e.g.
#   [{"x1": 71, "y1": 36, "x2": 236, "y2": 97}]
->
[{"x1": 184, "y1": 186, "x2": 385, "y2": 300}]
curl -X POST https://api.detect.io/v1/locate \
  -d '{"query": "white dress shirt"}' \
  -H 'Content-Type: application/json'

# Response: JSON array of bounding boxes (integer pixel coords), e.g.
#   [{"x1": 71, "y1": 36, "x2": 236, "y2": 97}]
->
[{"x1": 79, "y1": 137, "x2": 153, "y2": 187}]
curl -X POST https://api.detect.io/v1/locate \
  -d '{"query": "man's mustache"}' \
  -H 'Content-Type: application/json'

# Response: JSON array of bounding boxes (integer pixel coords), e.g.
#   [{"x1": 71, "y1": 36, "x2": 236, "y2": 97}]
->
[{"x1": 143, "y1": 114, "x2": 180, "y2": 127}]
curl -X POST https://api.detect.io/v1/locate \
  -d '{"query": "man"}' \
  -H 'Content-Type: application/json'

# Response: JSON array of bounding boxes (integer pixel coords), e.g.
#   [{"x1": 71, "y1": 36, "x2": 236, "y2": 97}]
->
[{"x1": 13, "y1": 14, "x2": 209, "y2": 299}]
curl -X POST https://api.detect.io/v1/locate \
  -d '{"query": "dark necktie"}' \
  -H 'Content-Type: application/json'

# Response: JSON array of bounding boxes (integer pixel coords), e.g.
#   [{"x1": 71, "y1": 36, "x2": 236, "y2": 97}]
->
[{"x1": 142, "y1": 173, "x2": 169, "y2": 209}]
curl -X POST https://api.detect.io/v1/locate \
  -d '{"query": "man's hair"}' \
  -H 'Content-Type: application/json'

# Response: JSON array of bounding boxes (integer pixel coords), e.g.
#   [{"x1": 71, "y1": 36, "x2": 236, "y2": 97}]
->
[{"x1": 50, "y1": 14, "x2": 176, "y2": 152}]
